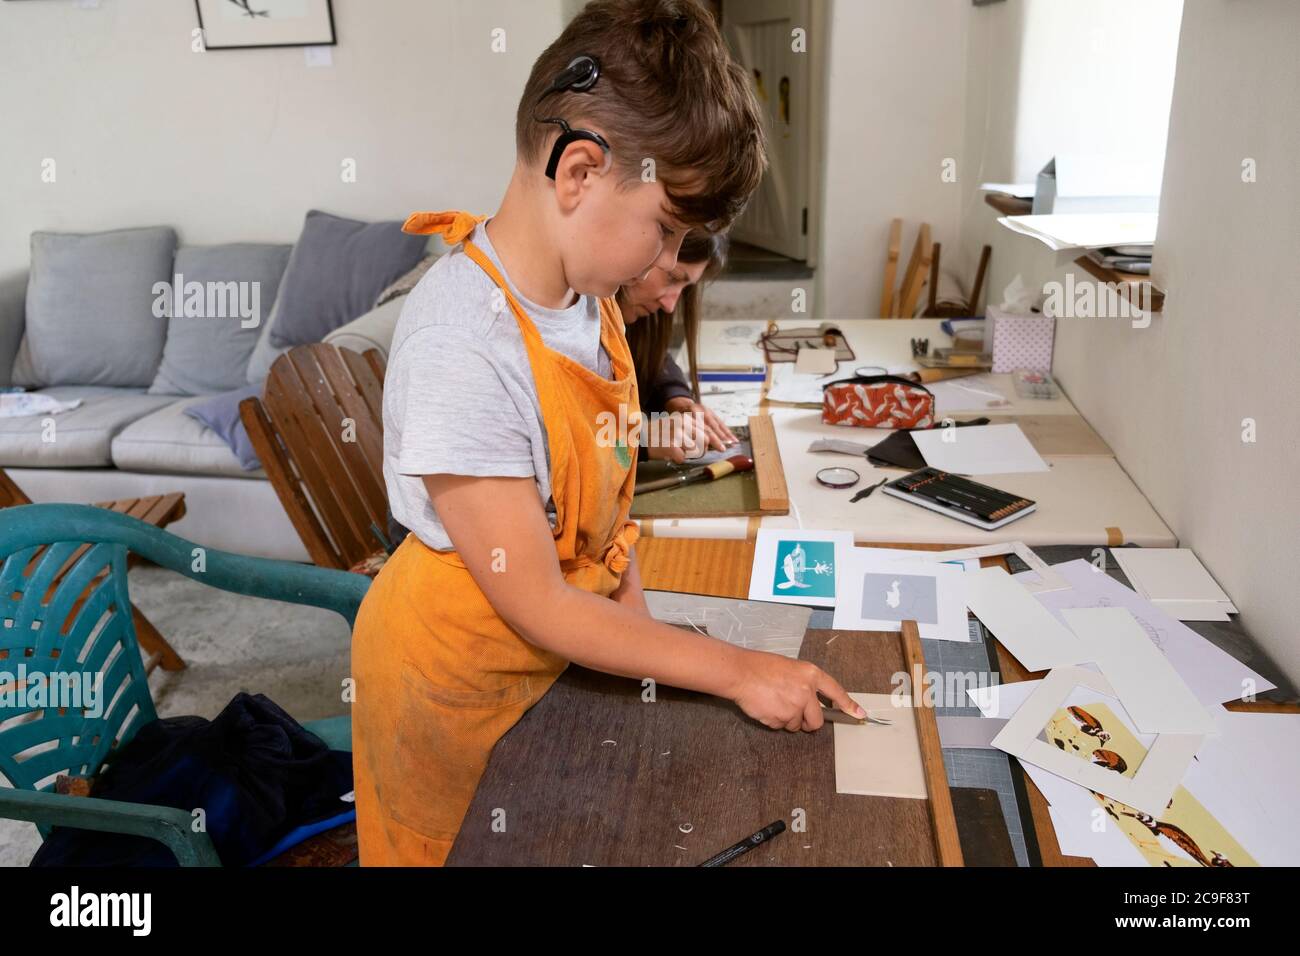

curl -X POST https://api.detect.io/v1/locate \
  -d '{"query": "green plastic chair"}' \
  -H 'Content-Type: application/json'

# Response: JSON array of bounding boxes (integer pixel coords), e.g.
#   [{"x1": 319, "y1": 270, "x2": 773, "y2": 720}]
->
[{"x1": 0, "y1": 503, "x2": 368, "y2": 866}]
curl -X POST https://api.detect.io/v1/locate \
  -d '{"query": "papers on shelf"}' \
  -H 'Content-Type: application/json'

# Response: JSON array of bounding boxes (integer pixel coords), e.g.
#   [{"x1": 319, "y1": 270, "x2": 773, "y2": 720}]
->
[{"x1": 997, "y1": 212, "x2": 1158, "y2": 252}]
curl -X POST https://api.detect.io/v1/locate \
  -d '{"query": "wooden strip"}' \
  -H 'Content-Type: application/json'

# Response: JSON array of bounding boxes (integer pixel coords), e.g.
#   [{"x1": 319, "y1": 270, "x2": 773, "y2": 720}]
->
[
  {"x1": 267, "y1": 352, "x2": 374, "y2": 564},
  {"x1": 880, "y1": 217, "x2": 902, "y2": 317},
  {"x1": 898, "y1": 224, "x2": 934, "y2": 319},
  {"x1": 131, "y1": 604, "x2": 186, "y2": 673},
  {"x1": 311, "y1": 346, "x2": 388, "y2": 521},
  {"x1": 901, "y1": 618, "x2": 964, "y2": 867},
  {"x1": 747, "y1": 414, "x2": 788, "y2": 514},
  {"x1": 633, "y1": 537, "x2": 754, "y2": 599},
  {"x1": 240, "y1": 395, "x2": 344, "y2": 569}
]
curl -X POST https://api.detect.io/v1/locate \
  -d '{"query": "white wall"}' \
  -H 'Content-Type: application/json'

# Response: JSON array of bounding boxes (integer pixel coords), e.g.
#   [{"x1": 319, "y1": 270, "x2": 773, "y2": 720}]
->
[
  {"x1": 0, "y1": 0, "x2": 566, "y2": 277},
  {"x1": 1050, "y1": 0, "x2": 1300, "y2": 684},
  {"x1": 1010, "y1": 0, "x2": 1181, "y2": 186},
  {"x1": 817, "y1": 0, "x2": 971, "y2": 320}
]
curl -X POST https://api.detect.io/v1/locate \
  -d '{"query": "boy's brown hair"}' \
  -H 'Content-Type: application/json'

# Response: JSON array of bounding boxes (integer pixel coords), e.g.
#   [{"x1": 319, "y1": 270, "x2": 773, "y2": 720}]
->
[{"x1": 516, "y1": 0, "x2": 767, "y2": 232}]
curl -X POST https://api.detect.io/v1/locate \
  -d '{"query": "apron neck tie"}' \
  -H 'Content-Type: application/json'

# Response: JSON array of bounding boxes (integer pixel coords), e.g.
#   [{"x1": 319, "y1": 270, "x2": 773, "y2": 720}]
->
[{"x1": 402, "y1": 210, "x2": 486, "y2": 246}]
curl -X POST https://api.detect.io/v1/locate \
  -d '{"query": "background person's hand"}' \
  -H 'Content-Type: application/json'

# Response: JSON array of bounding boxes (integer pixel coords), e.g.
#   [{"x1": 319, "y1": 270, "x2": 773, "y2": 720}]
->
[{"x1": 664, "y1": 396, "x2": 738, "y2": 453}]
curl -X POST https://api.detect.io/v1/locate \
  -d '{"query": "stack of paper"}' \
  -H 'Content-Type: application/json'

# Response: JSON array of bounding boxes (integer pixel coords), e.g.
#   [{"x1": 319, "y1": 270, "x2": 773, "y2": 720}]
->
[
  {"x1": 997, "y1": 213, "x2": 1158, "y2": 253},
  {"x1": 970, "y1": 679, "x2": 1300, "y2": 867},
  {"x1": 1110, "y1": 548, "x2": 1238, "y2": 621},
  {"x1": 962, "y1": 557, "x2": 1291, "y2": 867}
]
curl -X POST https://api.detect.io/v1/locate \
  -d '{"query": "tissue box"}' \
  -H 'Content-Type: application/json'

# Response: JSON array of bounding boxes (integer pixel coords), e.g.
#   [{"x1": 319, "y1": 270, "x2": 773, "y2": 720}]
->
[{"x1": 987, "y1": 306, "x2": 1054, "y2": 373}]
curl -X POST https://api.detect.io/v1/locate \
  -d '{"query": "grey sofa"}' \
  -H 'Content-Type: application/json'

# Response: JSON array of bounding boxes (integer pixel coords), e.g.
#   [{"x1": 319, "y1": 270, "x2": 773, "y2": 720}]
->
[{"x1": 0, "y1": 220, "x2": 418, "y2": 562}]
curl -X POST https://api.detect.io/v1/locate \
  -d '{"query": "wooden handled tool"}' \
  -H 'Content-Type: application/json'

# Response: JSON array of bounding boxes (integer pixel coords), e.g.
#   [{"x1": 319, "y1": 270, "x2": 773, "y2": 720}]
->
[{"x1": 634, "y1": 454, "x2": 753, "y2": 496}]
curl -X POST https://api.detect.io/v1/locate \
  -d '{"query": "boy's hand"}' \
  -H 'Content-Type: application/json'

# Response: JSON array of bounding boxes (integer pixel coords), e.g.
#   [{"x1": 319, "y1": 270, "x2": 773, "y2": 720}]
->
[{"x1": 728, "y1": 652, "x2": 863, "y2": 732}]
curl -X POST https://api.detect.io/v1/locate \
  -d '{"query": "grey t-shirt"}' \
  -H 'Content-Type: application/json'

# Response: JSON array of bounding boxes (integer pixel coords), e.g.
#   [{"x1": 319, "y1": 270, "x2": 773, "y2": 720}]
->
[{"x1": 384, "y1": 220, "x2": 612, "y2": 551}]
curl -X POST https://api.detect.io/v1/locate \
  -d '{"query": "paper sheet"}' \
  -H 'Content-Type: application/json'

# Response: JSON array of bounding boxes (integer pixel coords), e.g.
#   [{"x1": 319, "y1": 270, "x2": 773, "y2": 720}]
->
[
  {"x1": 989, "y1": 668, "x2": 1204, "y2": 817},
  {"x1": 998, "y1": 213, "x2": 1158, "y2": 252},
  {"x1": 698, "y1": 385, "x2": 764, "y2": 429},
  {"x1": 963, "y1": 566, "x2": 1088, "y2": 670},
  {"x1": 765, "y1": 361, "x2": 835, "y2": 405},
  {"x1": 833, "y1": 693, "x2": 927, "y2": 799},
  {"x1": 928, "y1": 375, "x2": 1011, "y2": 415},
  {"x1": 1111, "y1": 548, "x2": 1235, "y2": 608},
  {"x1": 1062, "y1": 607, "x2": 1217, "y2": 735},
  {"x1": 936, "y1": 715, "x2": 1005, "y2": 750},
  {"x1": 1150, "y1": 600, "x2": 1232, "y2": 623},
  {"x1": 1036, "y1": 560, "x2": 1275, "y2": 705},
  {"x1": 912, "y1": 423, "x2": 1049, "y2": 475},
  {"x1": 924, "y1": 540, "x2": 1069, "y2": 593},
  {"x1": 748, "y1": 529, "x2": 853, "y2": 609},
  {"x1": 832, "y1": 550, "x2": 969, "y2": 642}
]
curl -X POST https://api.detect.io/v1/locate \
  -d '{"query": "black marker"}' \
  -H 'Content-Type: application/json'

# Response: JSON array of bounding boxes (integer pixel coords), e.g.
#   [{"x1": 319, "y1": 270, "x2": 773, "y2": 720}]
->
[{"x1": 698, "y1": 820, "x2": 787, "y2": 867}]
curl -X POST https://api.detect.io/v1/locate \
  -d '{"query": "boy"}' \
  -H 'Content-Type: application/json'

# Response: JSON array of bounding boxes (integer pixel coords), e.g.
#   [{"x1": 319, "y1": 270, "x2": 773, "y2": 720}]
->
[{"x1": 351, "y1": 0, "x2": 861, "y2": 866}]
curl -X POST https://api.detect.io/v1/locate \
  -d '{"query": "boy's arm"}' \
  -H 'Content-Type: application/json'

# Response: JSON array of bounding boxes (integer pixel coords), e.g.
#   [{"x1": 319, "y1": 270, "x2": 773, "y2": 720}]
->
[
  {"x1": 609, "y1": 549, "x2": 649, "y2": 614},
  {"x1": 422, "y1": 474, "x2": 861, "y2": 730}
]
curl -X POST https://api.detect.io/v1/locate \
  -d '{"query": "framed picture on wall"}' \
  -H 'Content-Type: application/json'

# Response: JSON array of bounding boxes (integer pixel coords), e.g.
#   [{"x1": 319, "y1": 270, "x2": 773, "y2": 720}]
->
[{"x1": 195, "y1": 0, "x2": 336, "y2": 51}]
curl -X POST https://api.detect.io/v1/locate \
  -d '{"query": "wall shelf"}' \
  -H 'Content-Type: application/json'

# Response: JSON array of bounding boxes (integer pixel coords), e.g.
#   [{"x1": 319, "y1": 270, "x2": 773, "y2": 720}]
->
[{"x1": 1072, "y1": 254, "x2": 1165, "y2": 313}]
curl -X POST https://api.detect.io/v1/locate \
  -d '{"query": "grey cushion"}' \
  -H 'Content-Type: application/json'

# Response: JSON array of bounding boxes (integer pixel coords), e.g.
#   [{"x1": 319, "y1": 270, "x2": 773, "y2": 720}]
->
[
  {"x1": 267, "y1": 210, "x2": 429, "y2": 349},
  {"x1": 111, "y1": 388, "x2": 265, "y2": 478},
  {"x1": 0, "y1": 271, "x2": 28, "y2": 388},
  {"x1": 148, "y1": 243, "x2": 292, "y2": 396},
  {"x1": 16, "y1": 226, "x2": 177, "y2": 388},
  {"x1": 244, "y1": 297, "x2": 290, "y2": 384},
  {"x1": 0, "y1": 387, "x2": 174, "y2": 467}
]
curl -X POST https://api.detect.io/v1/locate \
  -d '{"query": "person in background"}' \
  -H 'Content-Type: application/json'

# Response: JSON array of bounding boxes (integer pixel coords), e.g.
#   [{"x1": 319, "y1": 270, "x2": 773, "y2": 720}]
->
[{"x1": 620, "y1": 229, "x2": 739, "y2": 463}]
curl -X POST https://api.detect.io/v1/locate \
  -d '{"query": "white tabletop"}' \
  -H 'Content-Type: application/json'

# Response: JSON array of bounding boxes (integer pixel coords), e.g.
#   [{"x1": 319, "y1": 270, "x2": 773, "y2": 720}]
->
[{"x1": 642, "y1": 319, "x2": 1176, "y2": 548}]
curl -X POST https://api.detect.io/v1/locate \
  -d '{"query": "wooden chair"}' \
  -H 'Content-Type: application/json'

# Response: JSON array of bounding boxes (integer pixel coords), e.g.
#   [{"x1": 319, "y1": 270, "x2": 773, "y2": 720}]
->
[
  {"x1": 922, "y1": 243, "x2": 992, "y2": 319},
  {"x1": 0, "y1": 469, "x2": 187, "y2": 673},
  {"x1": 0, "y1": 504, "x2": 366, "y2": 865},
  {"x1": 239, "y1": 344, "x2": 389, "y2": 572},
  {"x1": 879, "y1": 220, "x2": 933, "y2": 318}
]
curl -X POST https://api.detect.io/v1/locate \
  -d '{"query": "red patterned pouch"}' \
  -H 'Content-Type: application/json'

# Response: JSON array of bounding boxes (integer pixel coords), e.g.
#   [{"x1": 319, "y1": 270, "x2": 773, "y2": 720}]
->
[{"x1": 821, "y1": 375, "x2": 935, "y2": 429}]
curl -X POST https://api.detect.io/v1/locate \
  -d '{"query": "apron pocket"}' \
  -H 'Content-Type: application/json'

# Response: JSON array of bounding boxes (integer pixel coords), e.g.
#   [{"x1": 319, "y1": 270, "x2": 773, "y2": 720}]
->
[{"x1": 388, "y1": 666, "x2": 534, "y2": 842}]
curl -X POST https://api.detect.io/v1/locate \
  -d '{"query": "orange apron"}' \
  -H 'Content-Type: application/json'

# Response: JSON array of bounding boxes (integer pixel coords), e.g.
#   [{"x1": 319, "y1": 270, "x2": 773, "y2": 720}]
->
[{"x1": 351, "y1": 210, "x2": 641, "y2": 866}]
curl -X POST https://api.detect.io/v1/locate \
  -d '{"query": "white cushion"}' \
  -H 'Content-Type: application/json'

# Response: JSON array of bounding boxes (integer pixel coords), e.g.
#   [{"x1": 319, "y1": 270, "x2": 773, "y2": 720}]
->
[
  {"x1": 111, "y1": 397, "x2": 266, "y2": 479},
  {"x1": 323, "y1": 296, "x2": 403, "y2": 360}
]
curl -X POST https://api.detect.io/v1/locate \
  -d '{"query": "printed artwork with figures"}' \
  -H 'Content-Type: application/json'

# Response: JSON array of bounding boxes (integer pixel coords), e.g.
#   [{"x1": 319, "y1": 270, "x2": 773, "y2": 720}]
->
[
  {"x1": 772, "y1": 540, "x2": 836, "y2": 599},
  {"x1": 1043, "y1": 701, "x2": 1256, "y2": 867}
]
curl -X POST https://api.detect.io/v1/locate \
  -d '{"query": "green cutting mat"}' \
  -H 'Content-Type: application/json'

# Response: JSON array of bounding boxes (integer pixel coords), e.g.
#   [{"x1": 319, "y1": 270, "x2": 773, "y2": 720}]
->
[{"x1": 630, "y1": 461, "x2": 763, "y2": 518}]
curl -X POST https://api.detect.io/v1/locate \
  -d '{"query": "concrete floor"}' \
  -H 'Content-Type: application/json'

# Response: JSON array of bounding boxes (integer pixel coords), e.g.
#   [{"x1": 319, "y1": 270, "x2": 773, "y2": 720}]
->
[{"x1": 0, "y1": 563, "x2": 353, "y2": 867}]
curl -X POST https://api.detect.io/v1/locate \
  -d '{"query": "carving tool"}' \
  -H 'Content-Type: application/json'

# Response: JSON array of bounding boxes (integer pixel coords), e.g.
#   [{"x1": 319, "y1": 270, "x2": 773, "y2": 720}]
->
[{"x1": 633, "y1": 454, "x2": 753, "y2": 495}]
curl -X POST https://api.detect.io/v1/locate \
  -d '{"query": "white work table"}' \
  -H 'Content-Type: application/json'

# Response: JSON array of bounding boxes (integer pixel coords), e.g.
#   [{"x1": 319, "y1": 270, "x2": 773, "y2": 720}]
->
[{"x1": 637, "y1": 319, "x2": 1176, "y2": 548}]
